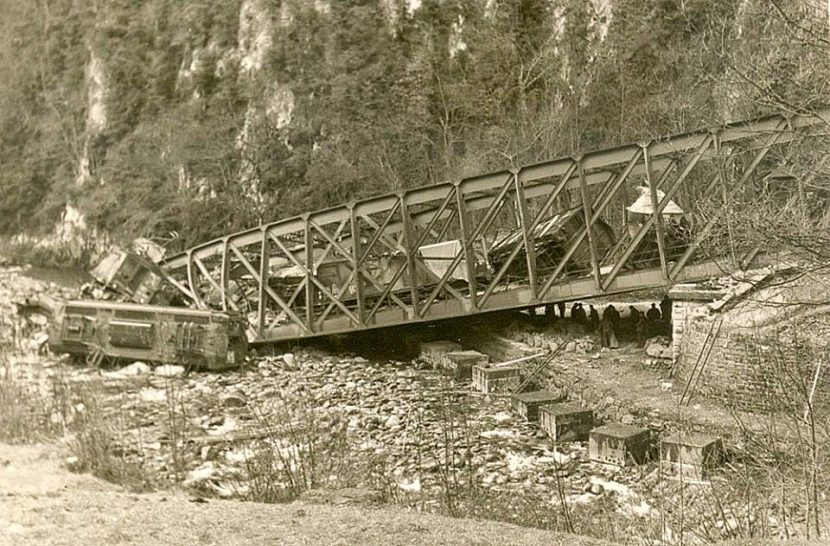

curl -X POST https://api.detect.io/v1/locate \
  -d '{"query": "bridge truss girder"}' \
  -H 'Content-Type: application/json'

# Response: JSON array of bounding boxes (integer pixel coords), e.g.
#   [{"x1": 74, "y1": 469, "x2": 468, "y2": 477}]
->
[{"x1": 160, "y1": 110, "x2": 830, "y2": 342}]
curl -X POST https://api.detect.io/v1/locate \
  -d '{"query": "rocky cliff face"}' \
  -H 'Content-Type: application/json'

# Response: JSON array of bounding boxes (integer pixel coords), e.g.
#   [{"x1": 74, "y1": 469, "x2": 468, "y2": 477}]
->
[{"x1": 0, "y1": 0, "x2": 823, "y2": 252}]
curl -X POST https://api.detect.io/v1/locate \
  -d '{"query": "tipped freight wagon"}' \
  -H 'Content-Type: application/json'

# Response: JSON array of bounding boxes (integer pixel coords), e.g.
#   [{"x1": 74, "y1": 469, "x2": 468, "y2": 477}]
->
[{"x1": 49, "y1": 300, "x2": 248, "y2": 371}]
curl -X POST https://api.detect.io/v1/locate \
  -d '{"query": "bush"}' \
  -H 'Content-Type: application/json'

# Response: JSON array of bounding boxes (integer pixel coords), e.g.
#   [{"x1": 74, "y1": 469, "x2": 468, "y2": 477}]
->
[{"x1": 68, "y1": 385, "x2": 156, "y2": 492}]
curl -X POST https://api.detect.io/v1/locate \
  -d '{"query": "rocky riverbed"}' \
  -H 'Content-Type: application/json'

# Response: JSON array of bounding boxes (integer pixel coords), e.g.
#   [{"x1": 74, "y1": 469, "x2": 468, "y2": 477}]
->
[{"x1": 0, "y1": 264, "x2": 798, "y2": 542}]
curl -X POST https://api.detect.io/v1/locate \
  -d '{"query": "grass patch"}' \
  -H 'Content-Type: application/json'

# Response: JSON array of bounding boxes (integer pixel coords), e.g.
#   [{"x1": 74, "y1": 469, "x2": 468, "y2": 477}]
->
[
  {"x1": 0, "y1": 378, "x2": 66, "y2": 443},
  {"x1": 241, "y1": 391, "x2": 367, "y2": 503},
  {"x1": 68, "y1": 384, "x2": 157, "y2": 492}
]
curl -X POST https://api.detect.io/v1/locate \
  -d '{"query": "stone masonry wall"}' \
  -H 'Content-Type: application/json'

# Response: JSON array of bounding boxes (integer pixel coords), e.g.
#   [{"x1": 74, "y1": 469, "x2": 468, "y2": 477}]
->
[
  {"x1": 671, "y1": 299, "x2": 711, "y2": 362},
  {"x1": 674, "y1": 317, "x2": 829, "y2": 412}
]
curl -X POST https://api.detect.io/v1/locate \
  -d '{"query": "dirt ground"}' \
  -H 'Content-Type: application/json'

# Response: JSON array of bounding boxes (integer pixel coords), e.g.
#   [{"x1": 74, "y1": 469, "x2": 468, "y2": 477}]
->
[
  {"x1": 1, "y1": 443, "x2": 824, "y2": 546},
  {"x1": 0, "y1": 442, "x2": 609, "y2": 546},
  {"x1": 554, "y1": 343, "x2": 758, "y2": 433},
  {"x1": 476, "y1": 307, "x2": 765, "y2": 437}
]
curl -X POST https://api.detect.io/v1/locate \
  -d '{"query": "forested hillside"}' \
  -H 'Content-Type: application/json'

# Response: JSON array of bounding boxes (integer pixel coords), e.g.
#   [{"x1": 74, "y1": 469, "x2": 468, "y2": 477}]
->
[{"x1": 0, "y1": 0, "x2": 826, "y2": 252}]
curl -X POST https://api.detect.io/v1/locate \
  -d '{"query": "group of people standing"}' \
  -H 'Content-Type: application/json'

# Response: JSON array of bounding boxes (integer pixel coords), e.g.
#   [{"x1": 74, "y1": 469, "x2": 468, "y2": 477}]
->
[{"x1": 546, "y1": 296, "x2": 672, "y2": 349}]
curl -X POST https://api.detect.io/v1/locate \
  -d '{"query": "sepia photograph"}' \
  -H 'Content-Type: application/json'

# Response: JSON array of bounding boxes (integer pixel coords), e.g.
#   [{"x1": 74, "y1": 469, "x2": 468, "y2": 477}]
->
[{"x1": 1, "y1": 1, "x2": 829, "y2": 544}]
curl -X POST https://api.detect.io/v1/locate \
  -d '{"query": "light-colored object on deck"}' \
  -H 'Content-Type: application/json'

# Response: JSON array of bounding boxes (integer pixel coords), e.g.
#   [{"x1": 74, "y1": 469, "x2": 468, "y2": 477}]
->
[
  {"x1": 417, "y1": 240, "x2": 469, "y2": 283},
  {"x1": 626, "y1": 186, "x2": 684, "y2": 216}
]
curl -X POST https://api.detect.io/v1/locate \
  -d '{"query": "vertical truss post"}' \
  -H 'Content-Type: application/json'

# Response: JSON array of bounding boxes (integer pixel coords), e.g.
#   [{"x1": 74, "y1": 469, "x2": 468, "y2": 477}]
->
[
  {"x1": 577, "y1": 158, "x2": 602, "y2": 290},
  {"x1": 512, "y1": 168, "x2": 538, "y2": 300},
  {"x1": 455, "y1": 183, "x2": 479, "y2": 310},
  {"x1": 400, "y1": 195, "x2": 420, "y2": 319},
  {"x1": 643, "y1": 143, "x2": 670, "y2": 282},
  {"x1": 714, "y1": 132, "x2": 737, "y2": 265},
  {"x1": 622, "y1": 183, "x2": 629, "y2": 229},
  {"x1": 257, "y1": 231, "x2": 269, "y2": 335},
  {"x1": 220, "y1": 238, "x2": 230, "y2": 311},
  {"x1": 304, "y1": 217, "x2": 315, "y2": 333},
  {"x1": 349, "y1": 206, "x2": 366, "y2": 325},
  {"x1": 186, "y1": 250, "x2": 206, "y2": 308}
]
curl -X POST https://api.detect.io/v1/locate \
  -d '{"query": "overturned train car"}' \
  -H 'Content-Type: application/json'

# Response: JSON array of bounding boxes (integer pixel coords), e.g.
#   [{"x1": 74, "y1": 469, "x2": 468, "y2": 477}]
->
[{"x1": 49, "y1": 300, "x2": 248, "y2": 371}]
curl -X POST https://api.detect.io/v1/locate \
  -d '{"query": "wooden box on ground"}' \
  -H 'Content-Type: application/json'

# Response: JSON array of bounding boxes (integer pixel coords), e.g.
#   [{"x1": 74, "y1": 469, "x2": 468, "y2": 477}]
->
[
  {"x1": 511, "y1": 390, "x2": 565, "y2": 422},
  {"x1": 472, "y1": 364, "x2": 521, "y2": 393},
  {"x1": 419, "y1": 341, "x2": 462, "y2": 369},
  {"x1": 442, "y1": 350, "x2": 489, "y2": 380},
  {"x1": 589, "y1": 424, "x2": 652, "y2": 467},
  {"x1": 539, "y1": 404, "x2": 594, "y2": 443},
  {"x1": 660, "y1": 433, "x2": 723, "y2": 481}
]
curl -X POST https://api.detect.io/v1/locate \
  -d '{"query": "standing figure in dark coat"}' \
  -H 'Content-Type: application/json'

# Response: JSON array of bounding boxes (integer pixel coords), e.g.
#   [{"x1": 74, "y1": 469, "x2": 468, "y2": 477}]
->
[
  {"x1": 660, "y1": 295, "x2": 672, "y2": 324},
  {"x1": 600, "y1": 317, "x2": 619, "y2": 348},
  {"x1": 628, "y1": 306, "x2": 643, "y2": 332},
  {"x1": 588, "y1": 305, "x2": 600, "y2": 332},
  {"x1": 557, "y1": 301, "x2": 566, "y2": 318},
  {"x1": 636, "y1": 314, "x2": 648, "y2": 347},
  {"x1": 572, "y1": 303, "x2": 588, "y2": 326},
  {"x1": 602, "y1": 305, "x2": 620, "y2": 347},
  {"x1": 603, "y1": 304, "x2": 620, "y2": 330},
  {"x1": 646, "y1": 303, "x2": 661, "y2": 323}
]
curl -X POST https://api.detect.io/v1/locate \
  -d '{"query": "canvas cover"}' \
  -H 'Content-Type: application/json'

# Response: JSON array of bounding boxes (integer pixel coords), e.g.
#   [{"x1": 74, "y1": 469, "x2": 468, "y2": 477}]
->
[
  {"x1": 626, "y1": 186, "x2": 684, "y2": 215},
  {"x1": 417, "y1": 240, "x2": 471, "y2": 283}
]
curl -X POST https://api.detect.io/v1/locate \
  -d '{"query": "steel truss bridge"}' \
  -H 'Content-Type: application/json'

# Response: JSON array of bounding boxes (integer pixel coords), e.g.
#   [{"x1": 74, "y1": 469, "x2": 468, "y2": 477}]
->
[{"x1": 160, "y1": 110, "x2": 830, "y2": 343}]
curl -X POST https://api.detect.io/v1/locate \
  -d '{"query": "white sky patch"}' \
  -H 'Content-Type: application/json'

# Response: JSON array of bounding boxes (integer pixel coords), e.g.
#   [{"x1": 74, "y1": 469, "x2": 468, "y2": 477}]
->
[{"x1": 407, "y1": 0, "x2": 422, "y2": 14}]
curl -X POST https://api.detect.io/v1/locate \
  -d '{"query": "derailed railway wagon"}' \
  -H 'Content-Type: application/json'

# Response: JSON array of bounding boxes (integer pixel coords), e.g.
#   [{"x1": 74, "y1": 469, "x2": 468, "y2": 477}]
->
[{"x1": 49, "y1": 300, "x2": 248, "y2": 371}]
